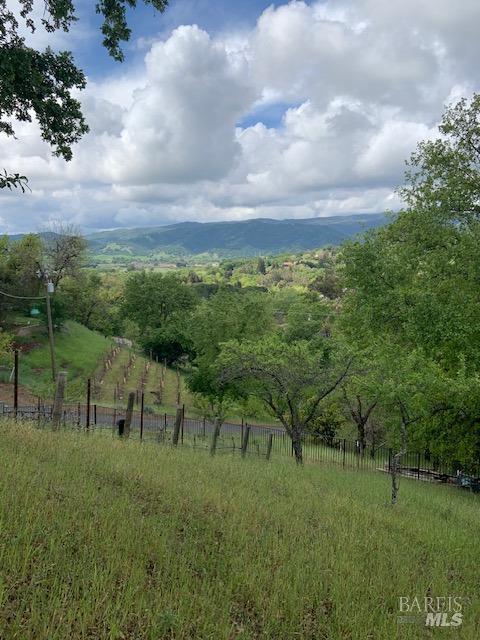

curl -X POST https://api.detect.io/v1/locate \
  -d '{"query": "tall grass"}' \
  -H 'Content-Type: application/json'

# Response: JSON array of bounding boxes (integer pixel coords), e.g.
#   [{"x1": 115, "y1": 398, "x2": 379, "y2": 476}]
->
[{"x1": 0, "y1": 419, "x2": 478, "y2": 639}]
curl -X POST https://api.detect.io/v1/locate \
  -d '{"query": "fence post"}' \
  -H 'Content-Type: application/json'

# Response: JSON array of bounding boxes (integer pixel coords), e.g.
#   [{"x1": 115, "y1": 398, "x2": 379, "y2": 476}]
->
[
  {"x1": 13, "y1": 349, "x2": 19, "y2": 419},
  {"x1": 417, "y1": 452, "x2": 421, "y2": 480},
  {"x1": 94, "y1": 404, "x2": 97, "y2": 426},
  {"x1": 241, "y1": 425, "x2": 251, "y2": 458},
  {"x1": 140, "y1": 392, "x2": 144, "y2": 441},
  {"x1": 181, "y1": 404, "x2": 185, "y2": 444},
  {"x1": 210, "y1": 418, "x2": 221, "y2": 456},
  {"x1": 388, "y1": 448, "x2": 392, "y2": 472},
  {"x1": 203, "y1": 417, "x2": 206, "y2": 438},
  {"x1": 172, "y1": 405, "x2": 183, "y2": 446},
  {"x1": 86, "y1": 378, "x2": 91, "y2": 430},
  {"x1": 342, "y1": 439, "x2": 346, "y2": 467},
  {"x1": 266, "y1": 433, "x2": 274, "y2": 461},
  {"x1": 124, "y1": 392, "x2": 135, "y2": 438},
  {"x1": 52, "y1": 371, "x2": 67, "y2": 430}
]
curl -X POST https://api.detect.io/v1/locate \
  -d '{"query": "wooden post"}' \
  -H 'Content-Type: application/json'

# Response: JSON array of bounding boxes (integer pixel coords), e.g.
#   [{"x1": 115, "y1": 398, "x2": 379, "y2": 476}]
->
[
  {"x1": 52, "y1": 371, "x2": 67, "y2": 429},
  {"x1": 181, "y1": 404, "x2": 185, "y2": 444},
  {"x1": 342, "y1": 439, "x2": 346, "y2": 467},
  {"x1": 13, "y1": 349, "x2": 18, "y2": 419},
  {"x1": 86, "y1": 378, "x2": 91, "y2": 430},
  {"x1": 210, "y1": 417, "x2": 222, "y2": 456},
  {"x1": 172, "y1": 405, "x2": 183, "y2": 446},
  {"x1": 266, "y1": 433, "x2": 274, "y2": 461},
  {"x1": 140, "y1": 392, "x2": 144, "y2": 441},
  {"x1": 124, "y1": 392, "x2": 135, "y2": 438},
  {"x1": 94, "y1": 404, "x2": 97, "y2": 425},
  {"x1": 241, "y1": 425, "x2": 251, "y2": 458}
]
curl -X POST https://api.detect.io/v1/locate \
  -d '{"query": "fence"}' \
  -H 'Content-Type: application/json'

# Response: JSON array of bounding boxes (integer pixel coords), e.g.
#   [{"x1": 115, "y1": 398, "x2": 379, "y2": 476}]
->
[{"x1": 2, "y1": 401, "x2": 479, "y2": 491}]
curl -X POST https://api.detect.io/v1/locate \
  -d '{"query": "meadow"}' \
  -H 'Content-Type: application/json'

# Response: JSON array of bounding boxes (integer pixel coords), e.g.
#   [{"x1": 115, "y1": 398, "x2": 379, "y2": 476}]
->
[
  {"x1": 9, "y1": 321, "x2": 113, "y2": 400},
  {"x1": 0, "y1": 419, "x2": 478, "y2": 639}
]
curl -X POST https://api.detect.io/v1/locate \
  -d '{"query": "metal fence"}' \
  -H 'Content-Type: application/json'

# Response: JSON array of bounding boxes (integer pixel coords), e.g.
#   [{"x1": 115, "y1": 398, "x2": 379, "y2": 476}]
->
[{"x1": 2, "y1": 402, "x2": 479, "y2": 492}]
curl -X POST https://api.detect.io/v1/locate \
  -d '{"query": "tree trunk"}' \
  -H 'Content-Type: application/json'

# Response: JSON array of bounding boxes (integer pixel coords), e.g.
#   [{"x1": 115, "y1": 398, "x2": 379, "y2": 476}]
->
[
  {"x1": 390, "y1": 417, "x2": 408, "y2": 505},
  {"x1": 357, "y1": 422, "x2": 366, "y2": 457},
  {"x1": 390, "y1": 452, "x2": 402, "y2": 505},
  {"x1": 291, "y1": 426, "x2": 303, "y2": 465}
]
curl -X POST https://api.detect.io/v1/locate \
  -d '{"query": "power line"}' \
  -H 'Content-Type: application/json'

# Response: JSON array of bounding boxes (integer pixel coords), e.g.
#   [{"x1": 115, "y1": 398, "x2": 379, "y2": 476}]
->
[{"x1": 0, "y1": 289, "x2": 46, "y2": 300}]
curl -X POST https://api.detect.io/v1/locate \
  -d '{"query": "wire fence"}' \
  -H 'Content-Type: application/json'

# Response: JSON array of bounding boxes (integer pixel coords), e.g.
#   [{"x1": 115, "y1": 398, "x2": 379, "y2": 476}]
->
[{"x1": 2, "y1": 401, "x2": 479, "y2": 492}]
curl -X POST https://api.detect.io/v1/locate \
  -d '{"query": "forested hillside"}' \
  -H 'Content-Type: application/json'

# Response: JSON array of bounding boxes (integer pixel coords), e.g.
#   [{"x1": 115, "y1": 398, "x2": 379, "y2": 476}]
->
[{"x1": 86, "y1": 213, "x2": 387, "y2": 257}]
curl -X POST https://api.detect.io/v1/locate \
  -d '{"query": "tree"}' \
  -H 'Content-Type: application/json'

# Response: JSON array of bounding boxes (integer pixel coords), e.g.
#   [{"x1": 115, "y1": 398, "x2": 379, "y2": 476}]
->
[
  {"x1": 187, "y1": 289, "x2": 273, "y2": 435},
  {"x1": 367, "y1": 343, "x2": 449, "y2": 505},
  {"x1": 338, "y1": 347, "x2": 379, "y2": 455},
  {"x1": 58, "y1": 271, "x2": 122, "y2": 335},
  {"x1": 42, "y1": 224, "x2": 87, "y2": 287},
  {"x1": 219, "y1": 335, "x2": 352, "y2": 464},
  {"x1": 400, "y1": 94, "x2": 480, "y2": 225},
  {"x1": 284, "y1": 293, "x2": 332, "y2": 344},
  {"x1": 123, "y1": 272, "x2": 196, "y2": 332},
  {"x1": 0, "y1": 329, "x2": 13, "y2": 367},
  {"x1": 1, "y1": 0, "x2": 168, "y2": 188},
  {"x1": 341, "y1": 94, "x2": 480, "y2": 466},
  {"x1": 257, "y1": 257, "x2": 266, "y2": 275},
  {"x1": 308, "y1": 269, "x2": 342, "y2": 300},
  {"x1": 122, "y1": 272, "x2": 198, "y2": 363},
  {"x1": 2, "y1": 233, "x2": 43, "y2": 297}
]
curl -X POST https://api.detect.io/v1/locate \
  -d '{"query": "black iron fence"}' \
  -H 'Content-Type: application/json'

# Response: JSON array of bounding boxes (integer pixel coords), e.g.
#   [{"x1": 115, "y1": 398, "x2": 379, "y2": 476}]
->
[{"x1": 2, "y1": 402, "x2": 479, "y2": 492}]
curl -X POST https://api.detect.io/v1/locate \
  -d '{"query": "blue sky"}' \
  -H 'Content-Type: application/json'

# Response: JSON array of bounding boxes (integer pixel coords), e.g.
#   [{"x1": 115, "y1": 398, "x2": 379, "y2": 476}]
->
[
  {"x1": 1, "y1": 0, "x2": 479, "y2": 233},
  {"x1": 75, "y1": 1, "x2": 298, "y2": 80}
]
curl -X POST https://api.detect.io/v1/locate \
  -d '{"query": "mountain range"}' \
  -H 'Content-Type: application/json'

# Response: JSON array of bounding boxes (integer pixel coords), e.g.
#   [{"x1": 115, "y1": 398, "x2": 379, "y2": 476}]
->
[{"x1": 86, "y1": 213, "x2": 389, "y2": 257}]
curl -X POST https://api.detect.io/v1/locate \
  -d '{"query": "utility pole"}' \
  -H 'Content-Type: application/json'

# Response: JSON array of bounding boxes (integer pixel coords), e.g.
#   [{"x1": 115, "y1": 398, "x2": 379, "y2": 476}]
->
[{"x1": 45, "y1": 280, "x2": 56, "y2": 382}]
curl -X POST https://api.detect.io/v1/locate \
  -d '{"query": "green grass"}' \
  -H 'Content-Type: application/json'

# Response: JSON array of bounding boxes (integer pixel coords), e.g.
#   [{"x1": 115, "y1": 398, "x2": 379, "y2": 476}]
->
[
  {"x1": 0, "y1": 420, "x2": 478, "y2": 639},
  {"x1": 18, "y1": 321, "x2": 113, "y2": 400}
]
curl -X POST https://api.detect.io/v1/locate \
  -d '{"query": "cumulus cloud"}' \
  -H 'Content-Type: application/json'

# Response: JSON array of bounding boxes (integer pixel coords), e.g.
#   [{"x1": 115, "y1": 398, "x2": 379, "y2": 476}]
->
[{"x1": 1, "y1": 0, "x2": 480, "y2": 232}]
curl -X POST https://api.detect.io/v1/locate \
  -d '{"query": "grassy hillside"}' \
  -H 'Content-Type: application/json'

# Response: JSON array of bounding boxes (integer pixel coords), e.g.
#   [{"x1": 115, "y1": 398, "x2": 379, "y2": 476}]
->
[
  {"x1": 87, "y1": 214, "x2": 388, "y2": 257},
  {"x1": 0, "y1": 420, "x2": 478, "y2": 639},
  {"x1": 17, "y1": 321, "x2": 113, "y2": 400}
]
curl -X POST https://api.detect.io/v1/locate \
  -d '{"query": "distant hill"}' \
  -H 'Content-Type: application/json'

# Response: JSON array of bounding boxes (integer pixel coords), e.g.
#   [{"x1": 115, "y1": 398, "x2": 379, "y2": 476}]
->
[{"x1": 86, "y1": 214, "x2": 389, "y2": 257}]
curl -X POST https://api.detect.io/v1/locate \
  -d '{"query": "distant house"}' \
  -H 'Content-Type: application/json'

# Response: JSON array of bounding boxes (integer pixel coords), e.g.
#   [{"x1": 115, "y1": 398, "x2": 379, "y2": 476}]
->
[{"x1": 283, "y1": 261, "x2": 295, "y2": 268}]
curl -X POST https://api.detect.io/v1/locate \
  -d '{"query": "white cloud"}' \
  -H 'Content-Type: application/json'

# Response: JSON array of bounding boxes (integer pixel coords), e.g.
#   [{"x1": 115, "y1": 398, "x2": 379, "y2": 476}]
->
[{"x1": 1, "y1": 0, "x2": 480, "y2": 233}]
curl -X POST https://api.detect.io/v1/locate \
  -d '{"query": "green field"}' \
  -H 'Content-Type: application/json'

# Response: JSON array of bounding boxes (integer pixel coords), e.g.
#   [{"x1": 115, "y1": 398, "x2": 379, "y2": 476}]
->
[
  {"x1": 16, "y1": 321, "x2": 113, "y2": 400},
  {"x1": 0, "y1": 420, "x2": 478, "y2": 639}
]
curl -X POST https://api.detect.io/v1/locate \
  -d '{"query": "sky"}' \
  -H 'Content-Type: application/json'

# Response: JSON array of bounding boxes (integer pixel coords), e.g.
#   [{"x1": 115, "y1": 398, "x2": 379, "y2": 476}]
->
[{"x1": 1, "y1": 0, "x2": 480, "y2": 234}]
